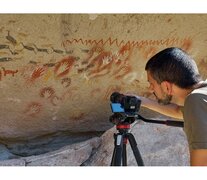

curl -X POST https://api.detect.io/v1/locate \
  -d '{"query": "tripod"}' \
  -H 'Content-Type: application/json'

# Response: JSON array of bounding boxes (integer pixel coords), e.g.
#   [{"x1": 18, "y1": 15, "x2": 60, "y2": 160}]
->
[
  {"x1": 111, "y1": 123, "x2": 144, "y2": 166},
  {"x1": 110, "y1": 114, "x2": 184, "y2": 166}
]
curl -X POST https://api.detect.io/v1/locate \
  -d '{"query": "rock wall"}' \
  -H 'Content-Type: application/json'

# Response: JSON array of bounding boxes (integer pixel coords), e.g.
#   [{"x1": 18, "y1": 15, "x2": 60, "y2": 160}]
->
[{"x1": 0, "y1": 14, "x2": 207, "y2": 140}]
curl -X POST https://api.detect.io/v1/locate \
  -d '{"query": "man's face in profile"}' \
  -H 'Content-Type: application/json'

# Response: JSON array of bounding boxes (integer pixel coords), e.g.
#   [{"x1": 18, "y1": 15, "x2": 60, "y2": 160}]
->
[{"x1": 147, "y1": 71, "x2": 172, "y2": 105}]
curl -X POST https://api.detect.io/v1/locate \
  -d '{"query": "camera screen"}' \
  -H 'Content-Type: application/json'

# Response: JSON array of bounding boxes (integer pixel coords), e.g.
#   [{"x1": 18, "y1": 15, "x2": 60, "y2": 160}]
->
[{"x1": 110, "y1": 103, "x2": 125, "y2": 113}]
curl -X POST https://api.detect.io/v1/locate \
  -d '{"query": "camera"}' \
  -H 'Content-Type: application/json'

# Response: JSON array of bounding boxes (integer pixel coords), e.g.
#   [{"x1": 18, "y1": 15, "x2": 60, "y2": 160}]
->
[
  {"x1": 110, "y1": 92, "x2": 141, "y2": 114},
  {"x1": 109, "y1": 92, "x2": 141, "y2": 125}
]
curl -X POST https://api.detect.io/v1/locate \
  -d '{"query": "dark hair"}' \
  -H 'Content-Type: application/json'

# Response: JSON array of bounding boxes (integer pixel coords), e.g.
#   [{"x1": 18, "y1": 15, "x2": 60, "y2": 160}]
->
[{"x1": 145, "y1": 47, "x2": 202, "y2": 88}]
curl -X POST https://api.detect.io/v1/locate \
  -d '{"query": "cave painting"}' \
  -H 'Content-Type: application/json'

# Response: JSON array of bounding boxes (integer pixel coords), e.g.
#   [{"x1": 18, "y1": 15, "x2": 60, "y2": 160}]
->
[{"x1": 0, "y1": 29, "x2": 194, "y2": 119}]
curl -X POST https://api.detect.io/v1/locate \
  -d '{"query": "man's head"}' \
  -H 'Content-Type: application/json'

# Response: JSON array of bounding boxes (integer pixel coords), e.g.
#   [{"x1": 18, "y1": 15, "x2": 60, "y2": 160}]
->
[{"x1": 145, "y1": 47, "x2": 202, "y2": 105}]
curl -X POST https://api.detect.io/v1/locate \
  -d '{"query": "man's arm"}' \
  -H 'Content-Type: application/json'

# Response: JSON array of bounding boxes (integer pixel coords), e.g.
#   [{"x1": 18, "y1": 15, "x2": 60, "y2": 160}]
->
[
  {"x1": 190, "y1": 149, "x2": 207, "y2": 166},
  {"x1": 139, "y1": 96, "x2": 183, "y2": 120}
]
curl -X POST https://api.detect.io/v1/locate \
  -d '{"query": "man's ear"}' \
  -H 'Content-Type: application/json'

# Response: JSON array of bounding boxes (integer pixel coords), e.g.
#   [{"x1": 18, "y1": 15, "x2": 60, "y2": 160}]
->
[{"x1": 160, "y1": 81, "x2": 173, "y2": 95}]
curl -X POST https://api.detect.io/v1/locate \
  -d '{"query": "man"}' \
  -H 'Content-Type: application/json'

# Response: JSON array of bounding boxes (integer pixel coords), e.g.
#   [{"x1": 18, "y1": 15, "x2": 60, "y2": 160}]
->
[{"x1": 138, "y1": 47, "x2": 207, "y2": 166}]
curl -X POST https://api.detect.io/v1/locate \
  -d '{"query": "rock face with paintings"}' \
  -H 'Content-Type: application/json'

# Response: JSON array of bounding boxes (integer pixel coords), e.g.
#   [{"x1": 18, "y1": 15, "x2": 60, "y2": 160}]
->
[{"x1": 0, "y1": 15, "x2": 206, "y2": 164}]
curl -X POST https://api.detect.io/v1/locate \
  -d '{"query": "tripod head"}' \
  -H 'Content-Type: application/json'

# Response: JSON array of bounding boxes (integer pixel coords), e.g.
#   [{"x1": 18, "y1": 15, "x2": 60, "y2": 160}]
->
[
  {"x1": 109, "y1": 109, "x2": 184, "y2": 128},
  {"x1": 109, "y1": 113, "x2": 136, "y2": 133},
  {"x1": 109, "y1": 113, "x2": 136, "y2": 125}
]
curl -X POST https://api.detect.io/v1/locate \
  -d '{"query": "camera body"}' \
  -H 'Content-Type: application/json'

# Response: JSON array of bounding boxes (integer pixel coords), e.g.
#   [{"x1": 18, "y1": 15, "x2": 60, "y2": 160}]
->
[
  {"x1": 110, "y1": 92, "x2": 141, "y2": 114},
  {"x1": 110, "y1": 92, "x2": 141, "y2": 125}
]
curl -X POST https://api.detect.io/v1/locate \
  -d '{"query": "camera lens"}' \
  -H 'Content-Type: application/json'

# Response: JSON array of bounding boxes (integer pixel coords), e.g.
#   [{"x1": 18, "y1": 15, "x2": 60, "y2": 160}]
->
[{"x1": 110, "y1": 92, "x2": 124, "y2": 103}]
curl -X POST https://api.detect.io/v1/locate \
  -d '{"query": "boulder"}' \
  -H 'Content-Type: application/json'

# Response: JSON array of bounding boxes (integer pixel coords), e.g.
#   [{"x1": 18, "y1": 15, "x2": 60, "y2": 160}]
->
[
  {"x1": 0, "y1": 137, "x2": 101, "y2": 166},
  {"x1": 84, "y1": 121, "x2": 190, "y2": 166}
]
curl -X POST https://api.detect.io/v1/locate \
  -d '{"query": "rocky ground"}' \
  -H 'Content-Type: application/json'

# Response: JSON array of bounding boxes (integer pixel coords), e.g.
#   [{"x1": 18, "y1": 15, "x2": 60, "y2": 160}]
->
[{"x1": 0, "y1": 119, "x2": 189, "y2": 166}]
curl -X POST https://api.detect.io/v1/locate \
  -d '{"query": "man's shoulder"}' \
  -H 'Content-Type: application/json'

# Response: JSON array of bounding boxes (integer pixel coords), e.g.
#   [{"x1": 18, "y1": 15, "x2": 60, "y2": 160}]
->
[
  {"x1": 185, "y1": 87, "x2": 207, "y2": 106},
  {"x1": 191, "y1": 86, "x2": 207, "y2": 96},
  {"x1": 184, "y1": 81, "x2": 207, "y2": 106},
  {"x1": 191, "y1": 80, "x2": 207, "y2": 95}
]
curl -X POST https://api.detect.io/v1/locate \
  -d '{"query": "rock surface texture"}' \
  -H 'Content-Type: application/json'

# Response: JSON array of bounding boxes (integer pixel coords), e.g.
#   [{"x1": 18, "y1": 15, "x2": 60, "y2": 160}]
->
[
  {"x1": 0, "y1": 14, "x2": 207, "y2": 141},
  {"x1": 0, "y1": 121, "x2": 189, "y2": 166}
]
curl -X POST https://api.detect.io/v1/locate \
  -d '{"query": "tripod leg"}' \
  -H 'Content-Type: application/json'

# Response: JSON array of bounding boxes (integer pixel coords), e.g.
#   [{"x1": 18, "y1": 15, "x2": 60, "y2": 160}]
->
[
  {"x1": 110, "y1": 133, "x2": 124, "y2": 166},
  {"x1": 127, "y1": 133, "x2": 144, "y2": 166},
  {"x1": 110, "y1": 145, "x2": 116, "y2": 166},
  {"x1": 122, "y1": 137, "x2": 129, "y2": 166},
  {"x1": 122, "y1": 142, "x2": 127, "y2": 166}
]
